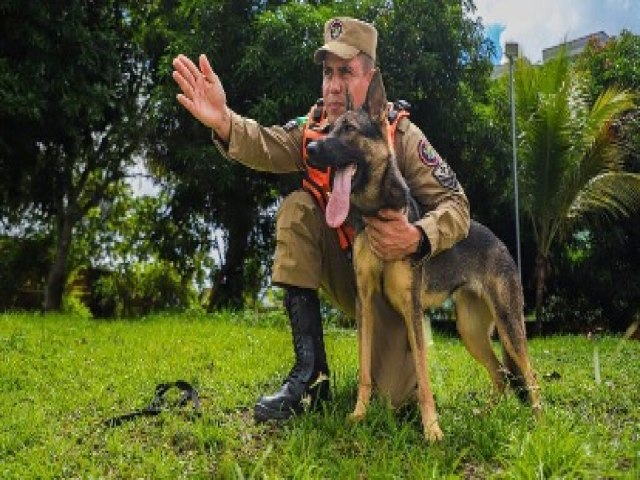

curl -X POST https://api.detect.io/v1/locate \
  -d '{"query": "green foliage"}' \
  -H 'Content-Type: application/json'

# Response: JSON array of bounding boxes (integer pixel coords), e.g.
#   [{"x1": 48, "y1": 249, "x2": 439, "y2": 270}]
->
[
  {"x1": 61, "y1": 292, "x2": 93, "y2": 320},
  {"x1": 0, "y1": 1, "x2": 157, "y2": 310},
  {"x1": 0, "y1": 1, "x2": 152, "y2": 212},
  {"x1": 549, "y1": 223, "x2": 640, "y2": 332},
  {"x1": 146, "y1": 0, "x2": 496, "y2": 310},
  {"x1": 531, "y1": 31, "x2": 640, "y2": 332},
  {"x1": 510, "y1": 50, "x2": 639, "y2": 325},
  {"x1": 576, "y1": 30, "x2": 640, "y2": 100},
  {"x1": 146, "y1": 0, "x2": 288, "y2": 310},
  {"x1": 0, "y1": 234, "x2": 50, "y2": 310},
  {"x1": 93, "y1": 260, "x2": 198, "y2": 318},
  {"x1": 1, "y1": 313, "x2": 639, "y2": 477}
]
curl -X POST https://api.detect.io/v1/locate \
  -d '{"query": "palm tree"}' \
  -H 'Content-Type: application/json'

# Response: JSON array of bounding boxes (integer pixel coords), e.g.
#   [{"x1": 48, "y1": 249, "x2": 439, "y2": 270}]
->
[{"x1": 514, "y1": 51, "x2": 640, "y2": 333}]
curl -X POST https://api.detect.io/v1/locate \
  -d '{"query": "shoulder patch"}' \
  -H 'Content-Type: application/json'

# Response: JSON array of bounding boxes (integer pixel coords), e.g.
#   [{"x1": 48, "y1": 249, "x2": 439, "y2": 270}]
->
[
  {"x1": 418, "y1": 138, "x2": 441, "y2": 167},
  {"x1": 283, "y1": 116, "x2": 307, "y2": 132},
  {"x1": 432, "y1": 161, "x2": 459, "y2": 190}
]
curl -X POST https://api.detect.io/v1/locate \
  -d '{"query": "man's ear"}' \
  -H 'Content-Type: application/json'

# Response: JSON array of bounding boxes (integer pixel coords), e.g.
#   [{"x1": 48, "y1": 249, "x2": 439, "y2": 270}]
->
[{"x1": 364, "y1": 69, "x2": 388, "y2": 123}]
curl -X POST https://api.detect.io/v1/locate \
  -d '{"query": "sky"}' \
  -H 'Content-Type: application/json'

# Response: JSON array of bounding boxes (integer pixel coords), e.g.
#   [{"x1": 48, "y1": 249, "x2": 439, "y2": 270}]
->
[{"x1": 473, "y1": 0, "x2": 640, "y2": 64}]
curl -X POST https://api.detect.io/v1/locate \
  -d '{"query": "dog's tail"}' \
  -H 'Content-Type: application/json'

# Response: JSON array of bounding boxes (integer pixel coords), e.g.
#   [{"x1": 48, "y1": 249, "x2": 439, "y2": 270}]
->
[
  {"x1": 498, "y1": 300, "x2": 538, "y2": 407},
  {"x1": 493, "y1": 280, "x2": 536, "y2": 405},
  {"x1": 502, "y1": 347, "x2": 531, "y2": 404}
]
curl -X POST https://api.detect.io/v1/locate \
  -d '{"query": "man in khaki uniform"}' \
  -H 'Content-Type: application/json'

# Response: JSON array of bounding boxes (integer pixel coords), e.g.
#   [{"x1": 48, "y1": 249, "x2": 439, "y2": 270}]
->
[{"x1": 172, "y1": 17, "x2": 470, "y2": 421}]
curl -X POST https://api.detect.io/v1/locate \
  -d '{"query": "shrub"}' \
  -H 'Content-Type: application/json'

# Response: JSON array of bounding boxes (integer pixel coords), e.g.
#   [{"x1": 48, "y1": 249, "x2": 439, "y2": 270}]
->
[{"x1": 94, "y1": 260, "x2": 198, "y2": 318}]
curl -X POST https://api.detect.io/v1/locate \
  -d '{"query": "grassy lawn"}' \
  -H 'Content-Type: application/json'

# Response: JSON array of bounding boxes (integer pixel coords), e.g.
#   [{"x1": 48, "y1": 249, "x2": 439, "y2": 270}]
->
[{"x1": 1, "y1": 312, "x2": 639, "y2": 478}]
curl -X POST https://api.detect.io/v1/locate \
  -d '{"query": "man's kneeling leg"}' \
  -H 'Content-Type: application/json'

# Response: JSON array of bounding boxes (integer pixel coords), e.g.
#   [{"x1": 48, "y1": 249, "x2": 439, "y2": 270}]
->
[{"x1": 254, "y1": 286, "x2": 331, "y2": 422}]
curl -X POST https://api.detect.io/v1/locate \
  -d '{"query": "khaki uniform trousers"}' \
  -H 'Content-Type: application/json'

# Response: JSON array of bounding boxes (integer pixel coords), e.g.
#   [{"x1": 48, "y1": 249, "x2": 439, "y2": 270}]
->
[{"x1": 272, "y1": 190, "x2": 417, "y2": 407}]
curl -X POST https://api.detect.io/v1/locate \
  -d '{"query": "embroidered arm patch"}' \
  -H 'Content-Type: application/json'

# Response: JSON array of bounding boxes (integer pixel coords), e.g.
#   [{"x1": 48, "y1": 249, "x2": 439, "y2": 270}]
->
[
  {"x1": 433, "y1": 161, "x2": 459, "y2": 190},
  {"x1": 418, "y1": 137, "x2": 459, "y2": 190}
]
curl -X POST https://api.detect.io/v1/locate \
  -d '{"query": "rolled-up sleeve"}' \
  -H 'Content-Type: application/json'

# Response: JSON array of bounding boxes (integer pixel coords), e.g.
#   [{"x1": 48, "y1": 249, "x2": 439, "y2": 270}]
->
[
  {"x1": 212, "y1": 110, "x2": 305, "y2": 173},
  {"x1": 398, "y1": 120, "x2": 470, "y2": 256}
]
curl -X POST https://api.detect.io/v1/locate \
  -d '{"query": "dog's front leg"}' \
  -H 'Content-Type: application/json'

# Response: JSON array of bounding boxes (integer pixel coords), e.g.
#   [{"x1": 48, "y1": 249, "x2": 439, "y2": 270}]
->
[
  {"x1": 349, "y1": 236, "x2": 380, "y2": 422},
  {"x1": 387, "y1": 262, "x2": 443, "y2": 442},
  {"x1": 350, "y1": 288, "x2": 374, "y2": 421}
]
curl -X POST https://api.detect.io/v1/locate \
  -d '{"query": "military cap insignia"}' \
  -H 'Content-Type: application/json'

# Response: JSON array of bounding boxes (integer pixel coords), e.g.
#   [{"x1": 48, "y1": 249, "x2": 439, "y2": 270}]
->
[
  {"x1": 433, "y1": 161, "x2": 459, "y2": 190},
  {"x1": 329, "y1": 19, "x2": 343, "y2": 39},
  {"x1": 418, "y1": 138, "x2": 441, "y2": 167}
]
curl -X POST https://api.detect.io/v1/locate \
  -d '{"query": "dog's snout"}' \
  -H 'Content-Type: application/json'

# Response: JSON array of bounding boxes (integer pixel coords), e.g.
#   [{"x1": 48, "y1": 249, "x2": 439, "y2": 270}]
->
[{"x1": 306, "y1": 141, "x2": 319, "y2": 159}]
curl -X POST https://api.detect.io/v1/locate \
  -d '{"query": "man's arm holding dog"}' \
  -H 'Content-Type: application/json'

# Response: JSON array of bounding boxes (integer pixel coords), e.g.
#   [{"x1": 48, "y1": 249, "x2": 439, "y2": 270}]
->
[{"x1": 365, "y1": 120, "x2": 470, "y2": 261}]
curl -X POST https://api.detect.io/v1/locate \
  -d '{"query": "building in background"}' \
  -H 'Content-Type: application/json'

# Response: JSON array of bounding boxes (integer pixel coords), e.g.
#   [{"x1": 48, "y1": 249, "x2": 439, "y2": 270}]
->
[
  {"x1": 542, "y1": 31, "x2": 610, "y2": 62},
  {"x1": 492, "y1": 31, "x2": 611, "y2": 79}
]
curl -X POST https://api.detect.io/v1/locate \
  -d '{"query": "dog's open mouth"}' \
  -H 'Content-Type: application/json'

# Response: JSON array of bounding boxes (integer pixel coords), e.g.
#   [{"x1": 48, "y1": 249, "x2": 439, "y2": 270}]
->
[{"x1": 326, "y1": 163, "x2": 357, "y2": 228}]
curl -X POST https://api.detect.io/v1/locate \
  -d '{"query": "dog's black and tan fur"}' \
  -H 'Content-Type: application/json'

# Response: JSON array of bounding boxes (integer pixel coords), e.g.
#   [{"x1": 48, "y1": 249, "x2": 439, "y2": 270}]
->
[{"x1": 306, "y1": 71, "x2": 541, "y2": 441}]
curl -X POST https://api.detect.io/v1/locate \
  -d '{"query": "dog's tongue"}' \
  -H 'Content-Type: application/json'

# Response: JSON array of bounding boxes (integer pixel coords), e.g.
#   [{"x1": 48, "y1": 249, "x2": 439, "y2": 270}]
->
[{"x1": 326, "y1": 164, "x2": 355, "y2": 228}]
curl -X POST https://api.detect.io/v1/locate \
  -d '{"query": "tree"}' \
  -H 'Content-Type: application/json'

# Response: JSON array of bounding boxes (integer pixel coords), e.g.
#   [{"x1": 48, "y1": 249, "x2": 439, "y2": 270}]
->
[
  {"x1": 149, "y1": 0, "x2": 496, "y2": 309},
  {"x1": 576, "y1": 30, "x2": 640, "y2": 171},
  {"x1": 147, "y1": 0, "x2": 290, "y2": 310},
  {"x1": 0, "y1": 1, "x2": 154, "y2": 311},
  {"x1": 545, "y1": 30, "x2": 640, "y2": 331},
  {"x1": 514, "y1": 51, "x2": 640, "y2": 332}
]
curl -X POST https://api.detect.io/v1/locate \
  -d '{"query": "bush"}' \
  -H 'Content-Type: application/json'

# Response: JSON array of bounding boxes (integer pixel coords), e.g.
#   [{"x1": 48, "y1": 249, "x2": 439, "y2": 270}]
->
[
  {"x1": 0, "y1": 235, "x2": 50, "y2": 311},
  {"x1": 94, "y1": 260, "x2": 198, "y2": 318}
]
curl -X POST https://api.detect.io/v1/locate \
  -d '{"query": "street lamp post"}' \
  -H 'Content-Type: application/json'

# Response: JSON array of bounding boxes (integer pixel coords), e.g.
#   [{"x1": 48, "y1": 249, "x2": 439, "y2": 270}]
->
[{"x1": 505, "y1": 41, "x2": 522, "y2": 281}]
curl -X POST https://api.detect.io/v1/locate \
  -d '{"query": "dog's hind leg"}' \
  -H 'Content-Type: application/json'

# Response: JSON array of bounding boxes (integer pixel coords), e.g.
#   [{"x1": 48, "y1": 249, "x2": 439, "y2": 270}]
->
[{"x1": 454, "y1": 290, "x2": 507, "y2": 396}]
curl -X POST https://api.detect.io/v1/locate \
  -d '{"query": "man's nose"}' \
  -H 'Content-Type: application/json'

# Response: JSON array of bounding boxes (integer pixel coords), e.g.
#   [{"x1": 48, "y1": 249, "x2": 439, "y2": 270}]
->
[{"x1": 327, "y1": 76, "x2": 342, "y2": 93}]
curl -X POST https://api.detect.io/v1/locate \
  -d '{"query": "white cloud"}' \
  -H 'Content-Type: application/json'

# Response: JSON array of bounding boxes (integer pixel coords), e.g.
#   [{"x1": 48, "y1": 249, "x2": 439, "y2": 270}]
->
[{"x1": 474, "y1": 0, "x2": 640, "y2": 63}]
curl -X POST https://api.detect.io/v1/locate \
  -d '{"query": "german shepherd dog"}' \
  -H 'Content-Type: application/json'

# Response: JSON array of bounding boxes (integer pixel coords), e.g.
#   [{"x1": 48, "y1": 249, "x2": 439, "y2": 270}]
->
[{"x1": 306, "y1": 71, "x2": 541, "y2": 441}]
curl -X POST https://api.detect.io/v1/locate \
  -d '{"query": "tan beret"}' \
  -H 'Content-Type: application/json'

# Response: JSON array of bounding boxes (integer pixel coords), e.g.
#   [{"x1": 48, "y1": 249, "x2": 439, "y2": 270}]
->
[{"x1": 313, "y1": 17, "x2": 377, "y2": 64}]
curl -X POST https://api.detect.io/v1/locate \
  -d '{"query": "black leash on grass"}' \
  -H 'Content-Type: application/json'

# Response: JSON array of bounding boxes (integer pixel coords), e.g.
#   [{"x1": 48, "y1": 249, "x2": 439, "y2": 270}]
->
[{"x1": 104, "y1": 380, "x2": 201, "y2": 427}]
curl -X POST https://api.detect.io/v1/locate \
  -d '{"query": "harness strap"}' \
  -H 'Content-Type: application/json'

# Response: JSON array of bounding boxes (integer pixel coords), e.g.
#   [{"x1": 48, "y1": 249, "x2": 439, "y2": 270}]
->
[{"x1": 301, "y1": 100, "x2": 409, "y2": 251}]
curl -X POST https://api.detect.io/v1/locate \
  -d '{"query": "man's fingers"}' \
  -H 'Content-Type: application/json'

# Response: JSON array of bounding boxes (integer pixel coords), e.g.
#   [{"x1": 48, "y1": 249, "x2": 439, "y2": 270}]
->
[
  {"x1": 199, "y1": 54, "x2": 217, "y2": 83},
  {"x1": 363, "y1": 216, "x2": 383, "y2": 233},
  {"x1": 173, "y1": 59, "x2": 197, "y2": 89},
  {"x1": 172, "y1": 70, "x2": 194, "y2": 98},
  {"x1": 176, "y1": 93, "x2": 196, "y2": 115},
  {"x1": 178, "y1": 54, "x2": 202, "y2": 83},
  {"x1": 377, "y1": 209, "x2": 403, "y2": 220}
]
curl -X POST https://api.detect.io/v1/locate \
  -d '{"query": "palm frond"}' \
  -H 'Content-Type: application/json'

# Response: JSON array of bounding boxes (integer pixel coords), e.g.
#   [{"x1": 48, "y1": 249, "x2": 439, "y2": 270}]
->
[
  {"x1": 569, "y1": 172, "x2": 640, "y2": 222},
  {"x1": 581, "y1": 87, "x2": 636, "y2": 167}
]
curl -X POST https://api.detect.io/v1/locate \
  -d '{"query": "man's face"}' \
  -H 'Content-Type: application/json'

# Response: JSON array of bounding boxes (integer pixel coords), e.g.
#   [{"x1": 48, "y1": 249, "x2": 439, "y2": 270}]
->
[{"x1": 322, "y1": 53, "x2": 375, "y2": 124}]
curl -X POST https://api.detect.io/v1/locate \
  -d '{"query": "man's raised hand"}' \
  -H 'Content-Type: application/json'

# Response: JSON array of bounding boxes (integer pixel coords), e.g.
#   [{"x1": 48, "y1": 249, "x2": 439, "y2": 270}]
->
[{"x1": 172, "y1": 54, "x2": 231, "y2": 142}]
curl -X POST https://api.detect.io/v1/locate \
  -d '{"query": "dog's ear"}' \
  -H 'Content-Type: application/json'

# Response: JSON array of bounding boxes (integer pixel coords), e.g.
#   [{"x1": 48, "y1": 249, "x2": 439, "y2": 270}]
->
[
  {"x1": 364, "y1": 69, "x2": 388, "y2": 124},
  {"x1": 345, "y1": 85, "x2": 354, "y2": 111}
]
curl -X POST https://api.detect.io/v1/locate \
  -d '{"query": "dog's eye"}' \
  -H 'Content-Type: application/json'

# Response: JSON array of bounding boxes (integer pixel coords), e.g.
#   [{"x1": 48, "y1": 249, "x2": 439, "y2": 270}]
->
[{"x1": 342, "y1": 123, "x2": 356, "y2": 132}]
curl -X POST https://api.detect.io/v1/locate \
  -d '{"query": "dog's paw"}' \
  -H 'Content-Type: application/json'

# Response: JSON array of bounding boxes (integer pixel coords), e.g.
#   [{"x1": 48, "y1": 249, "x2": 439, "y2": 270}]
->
[
  {"x1": 424, "y1": 422, "x2": 444, "y2": 442},
  {"x1": 348, "y1": 411, "x2": 365, "y2": 422},
  {"x1": 348, "y1": 401, "x2": 368, "y2": 422}
]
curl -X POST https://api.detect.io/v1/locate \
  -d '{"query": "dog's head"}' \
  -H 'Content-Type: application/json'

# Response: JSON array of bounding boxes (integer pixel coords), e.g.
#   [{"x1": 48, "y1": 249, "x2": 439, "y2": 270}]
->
[{"x1": 306, "y1": 70, "x2": 394, "y2": 228}]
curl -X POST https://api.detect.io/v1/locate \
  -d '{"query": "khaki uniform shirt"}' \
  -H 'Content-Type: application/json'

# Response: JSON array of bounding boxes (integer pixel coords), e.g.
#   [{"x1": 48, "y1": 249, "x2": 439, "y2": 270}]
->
[{"x1": 213, "y1": 110, "x2": 470, "y2": 256}]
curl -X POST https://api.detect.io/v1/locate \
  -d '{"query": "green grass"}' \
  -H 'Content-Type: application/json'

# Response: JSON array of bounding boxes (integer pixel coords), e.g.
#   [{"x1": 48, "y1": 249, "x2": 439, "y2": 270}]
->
[{"x1": 1, "y1": 312, "x2": 639, "y2": 479}]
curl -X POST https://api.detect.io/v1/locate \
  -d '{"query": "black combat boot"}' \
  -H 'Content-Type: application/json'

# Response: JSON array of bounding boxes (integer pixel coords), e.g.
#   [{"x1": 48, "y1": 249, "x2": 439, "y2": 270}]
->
[{"x1": 254, "y1": 287, "x2": 331, "y2": 422}]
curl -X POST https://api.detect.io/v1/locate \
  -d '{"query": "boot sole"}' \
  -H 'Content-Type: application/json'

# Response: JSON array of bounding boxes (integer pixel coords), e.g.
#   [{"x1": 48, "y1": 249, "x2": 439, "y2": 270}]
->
[{"x1": 253, "y1": 402, "x2": 299, "y2": 422}]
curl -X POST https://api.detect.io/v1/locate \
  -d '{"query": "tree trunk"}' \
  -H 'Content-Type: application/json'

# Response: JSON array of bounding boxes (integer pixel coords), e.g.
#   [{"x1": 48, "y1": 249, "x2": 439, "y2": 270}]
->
[
  {"x1": 534, "y1": 252, "x2": 547, "y2": 336},
  {"x1": 207, "y1": 202, "x2": 255, "y2": 311},
  {"x1": 43, "y1": 212, "x2": 75, "y2": 312}
]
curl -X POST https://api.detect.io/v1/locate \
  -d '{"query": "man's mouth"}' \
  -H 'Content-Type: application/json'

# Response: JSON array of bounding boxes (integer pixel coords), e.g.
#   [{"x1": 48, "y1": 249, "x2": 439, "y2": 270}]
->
[
  {"x1": 325, "y1": 101, "x2": 344, "y2": 113},
  {"x1": 326, "y1": 163, "x2": 357, "y2": 228}
]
